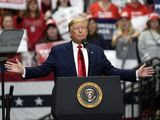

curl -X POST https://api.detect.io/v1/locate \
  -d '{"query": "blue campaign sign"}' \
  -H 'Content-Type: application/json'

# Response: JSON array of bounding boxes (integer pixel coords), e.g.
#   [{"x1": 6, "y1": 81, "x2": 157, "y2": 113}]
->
[
  {"x1": 154, "y1": 0, "x2": 160, "y2": 14},
  {"x1": 95, "y1": 18, "x2": 117, "y2": 50},
  {"x1": 96, "y1": 18, "x2": 117, "y2": 40},
  {"x1": 155, "y1": 0, "x2": 160, "y2": 4}
]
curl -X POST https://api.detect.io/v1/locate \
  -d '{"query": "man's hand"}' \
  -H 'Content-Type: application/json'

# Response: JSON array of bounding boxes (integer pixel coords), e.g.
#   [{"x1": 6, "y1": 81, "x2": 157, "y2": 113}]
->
[
  {"x1": 137, "y1": 63, "x2": 155, "y2": 78},
  {"x1": 5, "y1": 58, "x2": 24, "y2": 74}
]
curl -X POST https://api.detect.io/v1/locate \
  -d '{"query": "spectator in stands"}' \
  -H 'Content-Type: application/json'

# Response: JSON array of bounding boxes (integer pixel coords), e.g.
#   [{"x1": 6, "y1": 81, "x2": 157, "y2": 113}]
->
[
  {"x1": 121, "y1": 0, "x2": 149, "y2": 19},
  {"x1": 44, "y1": 0, "x2": 72, "y2": 20},
  {"x1": 38, "y1": 19, "x2": 62, "y2": 43},
  {"x1": 0, "y1": 9, "x2": 18, "y2": 30},
  {"x1": 17, "y1": 0, "x2": 45, "y2": 51},
  {"x1": 87, "y1": 0, "x2": 120, "y2": 19},
  {"x1": 51, "y1": 0, "x2": 84, "y2": 40},
  {"x1": 112, "y1": 12, "x2": 140, "y2": 60},
  {"x1": 36, "y1": 19, "x2": 64, "y2": 65},
  {"x1": 138, "y1": 13, "x2": 160, "y2": 63},
  {"x1": 87, "y1": 17, "x2": 105, "y2": 49},
  {"x1": 1, "y1": 13, "x2": 15, "y2": 29},
  {"x1": 52, "y1": 0, "x2": 71, "y2": 14},
  {"x1": 16, "y1": 0, "x2": 45, "y2": 67}
]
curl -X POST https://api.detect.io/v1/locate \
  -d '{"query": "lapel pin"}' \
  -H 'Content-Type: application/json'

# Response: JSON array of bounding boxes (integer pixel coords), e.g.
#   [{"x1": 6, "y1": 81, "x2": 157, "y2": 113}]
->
[{"x1": 90, "y1": 51, "x2": 93, "y2": 54}]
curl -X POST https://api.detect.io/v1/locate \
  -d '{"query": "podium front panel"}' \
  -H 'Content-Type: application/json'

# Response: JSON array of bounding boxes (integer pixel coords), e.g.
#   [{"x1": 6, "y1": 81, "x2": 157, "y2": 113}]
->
[{"x1": 53, "y1": 76, "x2": 123, "y2": 120}]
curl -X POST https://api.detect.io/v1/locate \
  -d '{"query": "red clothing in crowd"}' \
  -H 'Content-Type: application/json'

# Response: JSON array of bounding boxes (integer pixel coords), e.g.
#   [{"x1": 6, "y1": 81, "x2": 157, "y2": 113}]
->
[
  {"x1": 87, "y1": 2, "x2": 120, "y2": 19},
  {"x1": 122, "y1": 3, "x2": 150, "y2": 19},
  {"x1": 18, "y1": 14, "x2": 45, "y2": 51}
]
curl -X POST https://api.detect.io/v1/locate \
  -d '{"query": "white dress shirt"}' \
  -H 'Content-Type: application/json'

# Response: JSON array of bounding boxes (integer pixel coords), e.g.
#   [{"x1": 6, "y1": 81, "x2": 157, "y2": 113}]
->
[{"x1": 72, "y1": 41, "x2": 89, "y2": 76}]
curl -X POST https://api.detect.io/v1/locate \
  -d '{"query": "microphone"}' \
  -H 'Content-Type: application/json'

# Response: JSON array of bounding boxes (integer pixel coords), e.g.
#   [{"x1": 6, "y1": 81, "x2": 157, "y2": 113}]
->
[
  {"x1": 9, "y1": 85, "x2": 14, "y2": 97},
  {"x1": 82, "y1": 39, "x2": 93, "y2": 54},
  {"x1": 82, "y1": 38, "x2": 94, "y2": 55},
  {"x1": 82, "y1": 39, "x2": 88, "y2": 48}
]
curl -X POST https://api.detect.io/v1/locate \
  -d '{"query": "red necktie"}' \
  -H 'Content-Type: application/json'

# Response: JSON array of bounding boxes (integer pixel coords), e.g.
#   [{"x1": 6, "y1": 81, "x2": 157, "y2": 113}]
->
[{"x1": 77, "y1": 45, "x2": 86, "y2": 77}]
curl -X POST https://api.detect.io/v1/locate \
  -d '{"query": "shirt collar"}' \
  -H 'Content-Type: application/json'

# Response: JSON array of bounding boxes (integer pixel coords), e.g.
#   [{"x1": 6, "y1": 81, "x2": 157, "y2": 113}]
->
[{"x1": 72, "y1": 41, "x2": 84, "y2": 50}]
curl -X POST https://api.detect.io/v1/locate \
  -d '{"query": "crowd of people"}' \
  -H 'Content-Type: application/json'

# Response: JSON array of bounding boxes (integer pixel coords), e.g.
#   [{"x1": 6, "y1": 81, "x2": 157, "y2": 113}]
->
[
  {"x1": 0, "y1": 0, "x2": 159, "y2": 66},
  {"x1": 1, "y1": 0, "x2": 160, "y2": 119}
]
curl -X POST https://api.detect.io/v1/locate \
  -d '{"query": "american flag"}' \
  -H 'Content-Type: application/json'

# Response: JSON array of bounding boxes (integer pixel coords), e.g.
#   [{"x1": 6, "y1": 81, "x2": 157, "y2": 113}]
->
[{"x1": 0, "y1": 68, "x2": 54, "y2": 120}]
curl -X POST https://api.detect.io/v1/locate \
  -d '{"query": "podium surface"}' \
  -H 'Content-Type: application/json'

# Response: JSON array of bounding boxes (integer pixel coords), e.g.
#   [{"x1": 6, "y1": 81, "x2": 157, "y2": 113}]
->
[{"x1": 53, "y1": 76, "x2": 124, "y2": 120}]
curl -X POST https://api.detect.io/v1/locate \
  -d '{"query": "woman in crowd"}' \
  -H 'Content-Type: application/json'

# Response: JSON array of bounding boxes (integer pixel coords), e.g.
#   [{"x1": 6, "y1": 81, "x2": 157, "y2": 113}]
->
[
  {"x1": 1, "y1": 13, "x2": 16, "y2": 29},
  {"x1": 38, "y1": 19, "x2": 62, "y2": 43},
  {"x1": 87, "y1": 17, "x2": 105, "y2": 49},
  {"x1": 87, "y1": 0, "x2": 120, "y2": 19},
  {"x1": 138, "y1": 13, "x2": 160, "y2": 63},
  {"x1": 51, "y1": 0, "x2": 84, "y2": 40},
  {"x1": 52, "y1": 0, "x2": 71, "y2": 14},
  {"x1": 121, "y1": 0, "x2": 150, "y2": 19},
  {"x1": 17, "y1": 0, "x2": 45, "y2": 51},
  {"x1": 35, "y1": 18, "x2": 63, "y2": 65},
  {"x1": 16, "y1": 0, "x2": 45, "y2": 66},
  {"x1": 112, "y1": 12, "x2": 140, "y2": 61}
]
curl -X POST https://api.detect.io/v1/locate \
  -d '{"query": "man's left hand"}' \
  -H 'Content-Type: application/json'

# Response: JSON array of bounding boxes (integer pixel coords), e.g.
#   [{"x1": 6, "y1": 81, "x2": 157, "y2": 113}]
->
[{"x1": 137, "y1": 63, "x2": 155, "y2": 78}]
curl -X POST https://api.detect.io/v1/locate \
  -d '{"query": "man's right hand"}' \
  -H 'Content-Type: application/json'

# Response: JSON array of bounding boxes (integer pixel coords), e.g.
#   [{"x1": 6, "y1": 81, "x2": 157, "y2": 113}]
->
[{"x1": 5, "y1": 58, "x2": 24, "y2": 74}]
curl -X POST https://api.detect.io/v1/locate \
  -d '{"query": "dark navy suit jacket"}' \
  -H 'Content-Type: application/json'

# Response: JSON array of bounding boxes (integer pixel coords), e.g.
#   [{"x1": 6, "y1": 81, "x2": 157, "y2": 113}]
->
[{"x1": 25, "y1": 41, "x2": 136, "y2": 82}]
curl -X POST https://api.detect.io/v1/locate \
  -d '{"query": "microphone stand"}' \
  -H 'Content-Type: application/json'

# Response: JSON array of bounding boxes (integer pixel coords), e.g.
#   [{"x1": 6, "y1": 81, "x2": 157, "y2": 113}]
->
[
  {"x1": 0, "y1": 57, "x2": 14, "y2": 120},
  {"x1": 5, "y1": 86, "x2": 14, "y2": 120},
  {"x1": 0, "y1": 57, "x2": 8, "y2": 120}
]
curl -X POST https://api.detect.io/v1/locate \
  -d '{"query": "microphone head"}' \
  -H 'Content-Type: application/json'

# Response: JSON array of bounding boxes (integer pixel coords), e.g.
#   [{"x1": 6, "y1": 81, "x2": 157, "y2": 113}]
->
[
  {"x1": 9, "y1": 85, "x2": 14, "y2": 96},
  {"x1": 82, "y1": 39, "x2": 88, "y2": 48}
]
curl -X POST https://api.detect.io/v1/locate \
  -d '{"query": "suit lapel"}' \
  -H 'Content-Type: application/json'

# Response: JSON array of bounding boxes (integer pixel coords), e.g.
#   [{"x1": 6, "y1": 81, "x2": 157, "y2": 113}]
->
[
  {"x1": 88, "y1": 44, "x2": 95, "y2": 76},
  {"x1": 65, "y1": 41, "x2": 77, "y2": 76}
]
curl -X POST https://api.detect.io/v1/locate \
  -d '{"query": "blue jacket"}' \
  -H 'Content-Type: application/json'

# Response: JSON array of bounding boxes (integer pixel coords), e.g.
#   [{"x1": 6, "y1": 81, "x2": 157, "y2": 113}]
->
[{"x1": 25, "y1": 41, "x2": 136, "y2": 82}]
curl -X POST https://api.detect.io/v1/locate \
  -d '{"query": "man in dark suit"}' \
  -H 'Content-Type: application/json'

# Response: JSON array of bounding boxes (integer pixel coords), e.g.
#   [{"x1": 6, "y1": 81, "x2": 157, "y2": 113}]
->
[
  {"x1": 5, "y1": 17, "x2": 154, "y2": 81},
  {"x1": 5, "y1": 17, "x2": 155, "y2": 119}
]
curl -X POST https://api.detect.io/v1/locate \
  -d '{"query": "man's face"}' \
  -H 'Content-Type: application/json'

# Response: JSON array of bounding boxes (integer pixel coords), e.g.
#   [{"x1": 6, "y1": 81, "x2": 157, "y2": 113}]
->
[{"x1": 70, "y1": 22, "x2": 88, "y2": 44}]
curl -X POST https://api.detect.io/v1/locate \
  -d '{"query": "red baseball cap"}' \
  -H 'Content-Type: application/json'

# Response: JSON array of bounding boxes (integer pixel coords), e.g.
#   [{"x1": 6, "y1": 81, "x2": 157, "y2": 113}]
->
[
  {"x1": 120, "y1": 11, "x2": 130, "y2": 20},
  {"x1": 148, "y1": 13, "x2": 159, "y2": 21},
  {"x1": 46, "y1": 19, "x2": 56, "y2": 26}
]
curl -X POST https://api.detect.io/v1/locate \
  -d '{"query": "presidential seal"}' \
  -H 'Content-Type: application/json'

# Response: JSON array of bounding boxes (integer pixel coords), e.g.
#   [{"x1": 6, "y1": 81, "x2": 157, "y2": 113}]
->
[{"x1": 77, "y1": 82, "x2": 103, "y2": 108}]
